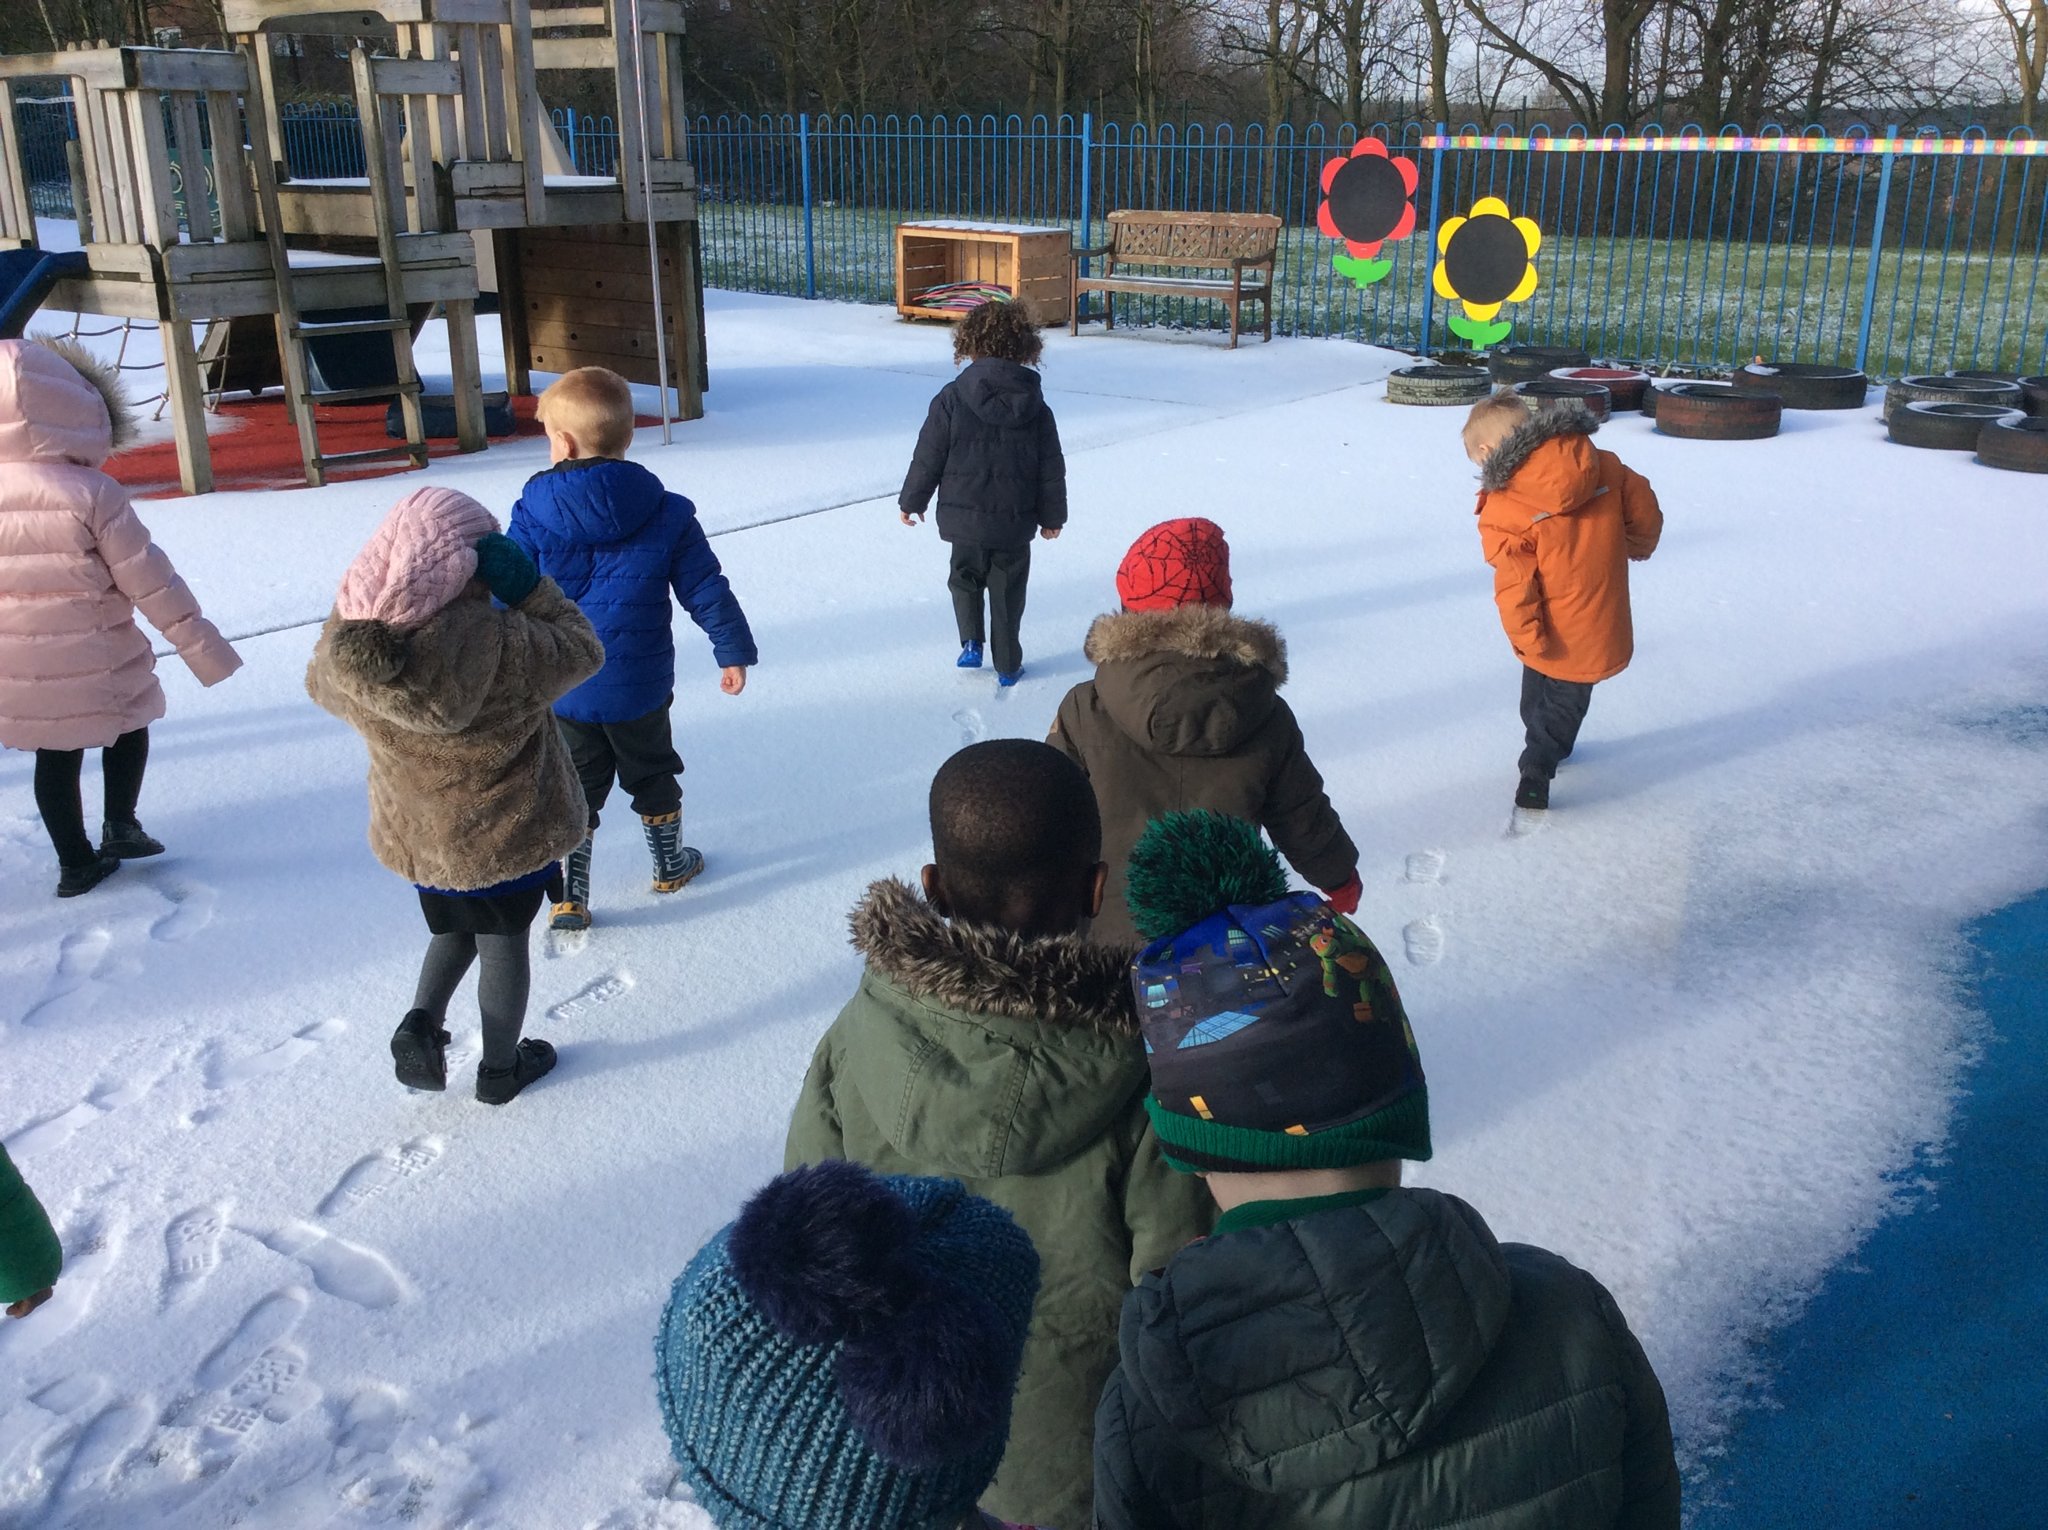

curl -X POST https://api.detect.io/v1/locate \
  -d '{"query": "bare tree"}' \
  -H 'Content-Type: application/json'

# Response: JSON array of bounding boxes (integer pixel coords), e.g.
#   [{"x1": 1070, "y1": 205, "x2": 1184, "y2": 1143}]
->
[{"x1": 1986, "y1": 0, "x2": 2045, "y2": 125}]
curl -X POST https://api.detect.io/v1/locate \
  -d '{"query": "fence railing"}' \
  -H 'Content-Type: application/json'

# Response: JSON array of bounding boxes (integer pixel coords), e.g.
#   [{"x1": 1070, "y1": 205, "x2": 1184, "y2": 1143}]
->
[{"x1": 11, "y1": 95, "x2": 2046, "y2": 377}]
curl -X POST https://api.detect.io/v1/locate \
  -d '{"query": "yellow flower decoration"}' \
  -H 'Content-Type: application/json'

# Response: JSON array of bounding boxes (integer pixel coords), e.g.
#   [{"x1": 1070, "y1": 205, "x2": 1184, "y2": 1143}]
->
[{"x1": 1432, "y1": 196, "x2": 1542, "y2": 343}]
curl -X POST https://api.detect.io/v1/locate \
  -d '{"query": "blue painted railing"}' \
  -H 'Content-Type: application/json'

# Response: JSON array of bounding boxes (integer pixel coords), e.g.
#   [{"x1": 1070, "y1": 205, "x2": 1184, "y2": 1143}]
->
[{"x1": 10, "y1": 96, "x2": 2045, "y2": 378}]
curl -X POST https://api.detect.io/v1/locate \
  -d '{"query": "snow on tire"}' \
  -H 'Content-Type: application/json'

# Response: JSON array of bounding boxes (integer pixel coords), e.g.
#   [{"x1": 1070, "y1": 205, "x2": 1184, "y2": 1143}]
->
[
  {"x1": 1386, "y1": 364, "x2": 1494, "y2": 406},
  {"x1": 1486, "y1": 345, "x2": 1592, "y2": 384},
  {"x1": 1731, "y1": 362, "x2": 1868, "y2": 411},
  {"x1": 1882, "y1": 374, "x2": 2023, "y2": 422},
  {"x1": 1512, "y1": 377, "x2": 1611, "y2": 422},
  {"x1": 1888, "y1": 400, "x2": 2025, "y2": 451},
  {"x1": 1653, "y1": 383, "x2": 1783, "y2": 440},
  {"x1": 1973, "y1": 415, "x2": 2048, "y2": 472},
  {"x1": 1551, "y1": 367, "x2": 1650, "y2": 412}
]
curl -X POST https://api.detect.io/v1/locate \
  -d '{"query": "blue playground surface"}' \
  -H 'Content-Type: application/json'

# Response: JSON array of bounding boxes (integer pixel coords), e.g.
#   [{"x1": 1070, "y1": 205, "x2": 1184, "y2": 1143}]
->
[{"x1": 1695, "y1": 886, "x2": 2048, "y2": 1527}]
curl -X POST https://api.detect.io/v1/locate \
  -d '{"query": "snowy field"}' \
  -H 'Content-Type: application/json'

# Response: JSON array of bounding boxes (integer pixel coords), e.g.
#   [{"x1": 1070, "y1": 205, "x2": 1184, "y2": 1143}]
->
[{"x1": 3, "y1": 284, "x2": 2046, "y2": 1529}]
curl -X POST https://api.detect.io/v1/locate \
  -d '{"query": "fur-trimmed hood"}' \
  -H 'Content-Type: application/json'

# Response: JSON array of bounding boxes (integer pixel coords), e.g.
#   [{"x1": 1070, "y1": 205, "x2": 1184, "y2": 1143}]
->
[
  {"x1": 1083, "y1": 604, "x2": 1287, "y2": 683},
  {"x1": 834, "y1": 877, "x2": 1151, "y2": 1178},
  {"x1": 851, "y1": 877, "x2": 1137, "y2": 1034},
  {"x1": 1081, "y1": 605, "x2": 1286, "y2": 759},
  {"x1": 0, "y1": 336, "x2": 137, "y2": 468},
  {"x1": 1478, "y1": 406, "x2": 1600, "y2": 498}
]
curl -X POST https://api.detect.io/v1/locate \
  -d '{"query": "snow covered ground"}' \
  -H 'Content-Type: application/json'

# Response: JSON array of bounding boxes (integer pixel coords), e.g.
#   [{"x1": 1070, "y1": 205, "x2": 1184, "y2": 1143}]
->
[{"x1": 3, "y1": 285, "x2": 2046, "y2": 1529}]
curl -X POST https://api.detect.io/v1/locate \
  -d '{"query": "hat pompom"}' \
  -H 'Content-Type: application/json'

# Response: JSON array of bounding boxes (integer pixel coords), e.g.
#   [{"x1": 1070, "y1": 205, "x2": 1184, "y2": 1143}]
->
[
  {"x1": 837, "y1": 1280, "x2": 1017, "y2": 1467},
  {"x1": 1127, "y1": 810, "x2": 1290, "y2": 941},
  {"x1": 727, "y1": 1160, "x2": 921, "y2": 1345}
]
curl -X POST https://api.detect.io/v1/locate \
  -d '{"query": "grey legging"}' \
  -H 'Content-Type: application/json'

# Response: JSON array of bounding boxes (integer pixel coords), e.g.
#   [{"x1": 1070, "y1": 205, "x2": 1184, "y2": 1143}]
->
[{"x1": 412, "y1": 931, "x2": 530, "y2": 1071}]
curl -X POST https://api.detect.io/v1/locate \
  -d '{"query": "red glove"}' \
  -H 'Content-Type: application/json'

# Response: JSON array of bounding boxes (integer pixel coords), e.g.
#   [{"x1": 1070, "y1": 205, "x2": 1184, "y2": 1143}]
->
[{"x1": 1322, "y1": 872, "x2": 1362, "y2": 915}]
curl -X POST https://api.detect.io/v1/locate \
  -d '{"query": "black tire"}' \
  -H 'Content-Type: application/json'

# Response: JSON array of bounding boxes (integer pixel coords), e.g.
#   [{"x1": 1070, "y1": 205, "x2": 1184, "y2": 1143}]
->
[
  {"x1": 1386, "y1": 364, "x2": 1494, "y2": 407},
  {"x1": 1487, "y1": 344, "x2": 1592, "y2": 384},
  {"x1": 1731, "y1": 362, "x2": 1868, "y2": 411},
  {"x1": 2019, "y1": 376, "x2": 2048, "y2": 416},
  {"x1": 1513, "y1": 377, "x2": 1612, "y2": 421},
  {"x1": 1883, "y1": 374, "x2": 2023, "y2": 421},
  {"x1": 1654, "y1": 382, "x2": 1783, "y2": 440},
  {"x1": 1888, "y1": 400, "x2": 2025, "y2": 451},
  {"x1": 1976, "y1": 415, "x2": 2048, "y2": 473},
  {"x1": 1946, "y1": 370, "x2": 2023, "y2": 386},
  {"x1": 1552, "y1": 366, "x2": 1650, "y2": 411}
]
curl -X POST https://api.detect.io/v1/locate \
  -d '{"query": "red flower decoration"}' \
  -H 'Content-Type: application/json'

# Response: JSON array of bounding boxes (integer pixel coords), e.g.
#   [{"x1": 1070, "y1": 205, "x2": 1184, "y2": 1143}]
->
[{"x1": 1317, "y1": 138, "x2": 1420, "y2": 259}]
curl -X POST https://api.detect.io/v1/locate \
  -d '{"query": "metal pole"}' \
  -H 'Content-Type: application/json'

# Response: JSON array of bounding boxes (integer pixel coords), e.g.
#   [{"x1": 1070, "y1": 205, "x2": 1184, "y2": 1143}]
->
[
  {"x1": 1416, "y1": 122, "x2": 1448, "y2": 356},
  {"x1": 800, "y1": 112, "x2": 816, "y2": 300},
  {"x1": 627, "y1": 0, "x2": 673, "y2": 443},
  {"x1": 1078, "y1": 111, "x2": 1093, "y2": 275},
  {"x1": 1855, "y1": 125, "x2": 1898, "y2": 377}
]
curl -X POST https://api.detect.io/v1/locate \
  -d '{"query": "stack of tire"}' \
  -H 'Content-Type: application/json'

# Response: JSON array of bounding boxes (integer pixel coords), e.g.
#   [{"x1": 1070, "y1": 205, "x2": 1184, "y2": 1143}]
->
[
  {"x1": 1486, "y1": 345, "x2": 1592, "y2": 384},
  {"x1": 1511, "y1": 376, "x2": 1612, "y2": 421},
  {"x1": 1386, "y1": 364, "x2": 1494, "y2": 407},
  {"x1": 1884, "y1": 373, "x2": 2046, "y2": 471},
  {"x1": 1653, "y1": 383, "x2": 1783, "y2": 440},
  {"x1": 1550, "y1": 366, "x2": 1651, "y2": 412}
]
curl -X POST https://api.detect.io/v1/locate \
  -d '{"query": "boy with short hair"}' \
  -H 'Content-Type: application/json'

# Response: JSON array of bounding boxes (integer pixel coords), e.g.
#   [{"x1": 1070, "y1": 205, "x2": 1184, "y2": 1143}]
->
[
  {"x1": 1049, "y1": 517, "x2": 1360, "y2": 945},
  {"x1": 899, "y1": 300, "x2": 1067, "y2": 687},
  {"x1": 785, "y1": 739, "x2": 1213, "y2": 1530},
  {"x1": 1093, "y1": 810, "x2": 1681, "y2": 1530},
  {"x1": 1465, "y1": 393, "x2": 1662, "y2": 812},
  {"x1": 508, "y1": 366, "x2": 758, "y2": 930}
]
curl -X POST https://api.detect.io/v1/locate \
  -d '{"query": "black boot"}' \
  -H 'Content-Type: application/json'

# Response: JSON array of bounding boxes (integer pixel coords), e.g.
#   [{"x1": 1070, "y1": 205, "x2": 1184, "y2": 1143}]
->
[
  {"x1": 1514, "y1": 776, "x2": 1550, "y2": 811},
  {"x1": 551, "y1": 836, "x2": 593, "y2": 931},
  {"x1": 641, "y1": 812, "x2": 704, "y2": 894},
  {"x1": 100, "y1": 819, "x2": 165, "y2": 859},
  {"x1": 56, "y1": 854, "x2": 121, "y2": 898},
  {"x1": 476, "y1": 1038, "x2": 557, "y2": 1105},
  {"x1": 390, "y1": 1009, "x2": 452, "y2": 1091}
]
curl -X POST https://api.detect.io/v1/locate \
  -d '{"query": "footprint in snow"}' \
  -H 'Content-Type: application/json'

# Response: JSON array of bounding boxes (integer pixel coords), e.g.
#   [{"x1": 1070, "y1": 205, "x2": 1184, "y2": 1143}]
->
[
  {"x1": 1403, "y1": 849, "x2": 1446, "y2": 884},
  {"x1": 953, "y1": 707, "x2": 988, "y2": 745},
  {"x1": 204, "y1": 1018, "x2": 346, "y2": 1090},
  {"x1": 148, "y1": 878, "x2": 219, "y2": 944},
  {"x1": 20, "y1": 928, "x2": 116, "y2": 1028},
  {"x1": 163, "y1": 1288, "x2": 320, "y2": 1476},
  {"x1": 162, "y1": 1205, "x2": 230, "y2": 1306},
  {"x1": 40, "y1": 1397, "x2": 153, "y2": 1514},
  {"x1": 1402, "y1": 917, "x2": 1447, "y2": 966},
  {"x1": 252, "y1": 1224, "x2": 406, "y2": 1310},
  {"x1": 549, "y1": 973, "x2": 633, "y2": 1024},
  {"x1": 5, "y1": 1075, "x2": 149, "y2": 1159},
  {"x1": 316, "y1": 1137, "x2": 444, "y2": 1221},
  {"x1": 1507, "y1": 807, "x2": 1550, "y2": 839}
]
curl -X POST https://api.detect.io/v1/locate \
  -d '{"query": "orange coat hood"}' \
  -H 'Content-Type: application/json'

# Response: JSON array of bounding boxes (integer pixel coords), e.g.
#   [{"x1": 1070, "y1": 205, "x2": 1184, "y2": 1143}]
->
[{"x1": 1474, "y1": 411, "x2": 1663, "y2": 684}]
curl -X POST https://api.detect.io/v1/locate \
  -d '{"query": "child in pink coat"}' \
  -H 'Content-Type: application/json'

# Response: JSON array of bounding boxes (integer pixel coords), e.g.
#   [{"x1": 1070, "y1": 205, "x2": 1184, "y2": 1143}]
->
[{"x1": 0, "y1": 338, "x2": 240, "y2": 896}]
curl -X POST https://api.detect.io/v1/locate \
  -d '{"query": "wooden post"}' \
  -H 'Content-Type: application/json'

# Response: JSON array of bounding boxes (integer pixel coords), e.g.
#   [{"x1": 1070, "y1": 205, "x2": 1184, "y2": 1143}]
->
[
  {"x1": 159, "y1": 313, "x2": 214, "y2": 494},
  {"x1": 494, "y1": 227, "x2": 530, "y2": 394},
  {"x1": 446, "y1": 295, "x2": 487, "y2": 450},
  {"x1": 665, "y1": 218, "x2": 702, "y2": 420}
]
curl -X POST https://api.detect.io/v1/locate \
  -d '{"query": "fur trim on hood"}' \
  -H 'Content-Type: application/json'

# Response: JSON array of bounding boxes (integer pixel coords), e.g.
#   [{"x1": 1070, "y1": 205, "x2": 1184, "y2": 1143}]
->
[
  {"x1": 1479, "y1": 405, "x2": 1598, "y2": 492},
  {"x1": 850, "y1": 877, "x2": 1138, "y2": 1035},
  {"x1": 36, "y1": 334, "x2": 138, "y2": 451},
  {"x1": 1081, "y1": 605, "x2": 1288, "y2": 686}
]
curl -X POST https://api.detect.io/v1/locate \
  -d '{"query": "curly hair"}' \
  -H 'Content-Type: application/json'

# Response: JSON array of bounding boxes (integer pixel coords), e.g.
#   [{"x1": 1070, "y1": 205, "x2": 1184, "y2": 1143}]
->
[{"x1": 952, "y1": 299, "x2": 1044, "y2": 366}]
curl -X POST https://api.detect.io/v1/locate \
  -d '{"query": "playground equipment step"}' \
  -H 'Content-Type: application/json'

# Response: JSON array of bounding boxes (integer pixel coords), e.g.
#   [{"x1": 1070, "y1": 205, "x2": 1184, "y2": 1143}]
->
[
  {"x1": 309, "y1": 383, "x2": 422, "y2": 405},
  {"x1": 312, "y1": 444, "x2": 429, "y2": 468},
  {"x1": 291, "y1": 317, "x2": 413, "y2": 339}
]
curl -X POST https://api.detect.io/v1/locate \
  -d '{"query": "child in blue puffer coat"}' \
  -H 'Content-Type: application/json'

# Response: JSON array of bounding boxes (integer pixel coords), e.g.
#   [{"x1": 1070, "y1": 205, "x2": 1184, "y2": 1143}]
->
[{"x1": 508, "y1": 367, "x2": 758, "y2": 930}]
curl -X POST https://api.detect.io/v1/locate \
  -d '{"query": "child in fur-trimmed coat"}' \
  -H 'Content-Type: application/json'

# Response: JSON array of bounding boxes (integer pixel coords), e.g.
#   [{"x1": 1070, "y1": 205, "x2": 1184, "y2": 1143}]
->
[
  {"x1": 784, "y1": 740, "x2": 1212, "y2": 1530},
  {"x1": 1049, "y1": 518, "x2": 1360, "y2": 945},
  {"x1": 307, "y1": 487, "x2": 603, "y2": 1106}
]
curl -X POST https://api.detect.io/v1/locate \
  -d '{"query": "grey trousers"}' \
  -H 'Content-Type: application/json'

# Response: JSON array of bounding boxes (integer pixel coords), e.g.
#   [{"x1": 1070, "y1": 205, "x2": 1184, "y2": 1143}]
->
[{"x1": 948, "y1": 542, "x2": 1031, "y2": 676}]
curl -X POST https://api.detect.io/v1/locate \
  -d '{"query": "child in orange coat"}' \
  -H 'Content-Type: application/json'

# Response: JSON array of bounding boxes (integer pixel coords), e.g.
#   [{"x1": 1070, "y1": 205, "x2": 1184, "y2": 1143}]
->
[{"x1": 1466, "y1": 395, "x2": 1662, "y2": 811}]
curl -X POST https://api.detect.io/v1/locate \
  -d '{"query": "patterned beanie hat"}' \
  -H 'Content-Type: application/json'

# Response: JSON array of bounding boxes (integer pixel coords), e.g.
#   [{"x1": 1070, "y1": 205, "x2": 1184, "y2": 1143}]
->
[
  {"x1": 656, "y1": 1161, "x2": 1041, "y2": 1530},
  {"x1": 334, "y1": 486, "x2": 499, "y2": 631},
  {"x1": 1126, "y1": 812, "x2": 1430, "y2": 1173},
  {"x1": 1115, "y1": 517, "x2": 1233, "y2": 612}
]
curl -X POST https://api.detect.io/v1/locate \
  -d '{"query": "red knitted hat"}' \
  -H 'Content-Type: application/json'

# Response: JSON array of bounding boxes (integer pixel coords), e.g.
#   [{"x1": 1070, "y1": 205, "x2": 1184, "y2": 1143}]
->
[{"x1": 1115, "y1": 518, "x2": 1233, "y2": 612}]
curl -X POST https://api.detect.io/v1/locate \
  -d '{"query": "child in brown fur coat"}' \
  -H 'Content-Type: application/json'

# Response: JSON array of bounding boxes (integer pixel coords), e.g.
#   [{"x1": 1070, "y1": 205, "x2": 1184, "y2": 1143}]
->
[{"x1": 307, "y1": 486, "x2": 603, "y2": 1105}]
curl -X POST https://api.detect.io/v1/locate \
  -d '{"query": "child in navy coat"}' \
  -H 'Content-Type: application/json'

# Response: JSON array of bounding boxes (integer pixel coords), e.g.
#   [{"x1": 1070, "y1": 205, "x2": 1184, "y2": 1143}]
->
[{"x1": 508, "y1": 367, "x2": 758, "y2": 930}]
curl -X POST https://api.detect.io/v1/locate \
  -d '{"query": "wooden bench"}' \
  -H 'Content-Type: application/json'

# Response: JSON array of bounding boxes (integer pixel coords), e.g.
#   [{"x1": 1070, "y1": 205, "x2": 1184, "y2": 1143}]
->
[{"x1": 1070, "y1": 211, "x2": 1279, "y2": 348}]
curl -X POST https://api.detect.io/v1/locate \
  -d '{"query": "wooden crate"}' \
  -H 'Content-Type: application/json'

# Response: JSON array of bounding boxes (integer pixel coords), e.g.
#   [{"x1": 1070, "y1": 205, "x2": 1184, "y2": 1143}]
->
[{"x1": 895, "y1": 221, "x2": 1072, "y2": 324}]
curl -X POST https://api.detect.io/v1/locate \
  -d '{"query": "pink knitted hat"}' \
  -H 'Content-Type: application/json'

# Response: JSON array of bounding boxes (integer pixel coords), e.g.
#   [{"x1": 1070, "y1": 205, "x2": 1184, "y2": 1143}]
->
[{"x1": 335, "y1": 487, "x2": 501, "y2": 630}]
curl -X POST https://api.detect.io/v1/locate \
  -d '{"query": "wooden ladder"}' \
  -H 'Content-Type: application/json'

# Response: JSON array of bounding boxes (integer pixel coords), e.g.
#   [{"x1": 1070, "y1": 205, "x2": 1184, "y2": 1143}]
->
[{"x1": 242, "y1": 54, "x2": 427, "y2": 488}]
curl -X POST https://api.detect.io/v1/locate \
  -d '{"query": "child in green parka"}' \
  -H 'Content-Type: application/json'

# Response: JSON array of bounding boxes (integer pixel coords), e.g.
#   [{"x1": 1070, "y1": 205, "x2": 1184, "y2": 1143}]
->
[
  {"x1": 1, "y1": 1144, "x2": 62, "y2": 1319},
  {"x1": 784, "y1": 740, "x2": 1213, "y2": 1530}
]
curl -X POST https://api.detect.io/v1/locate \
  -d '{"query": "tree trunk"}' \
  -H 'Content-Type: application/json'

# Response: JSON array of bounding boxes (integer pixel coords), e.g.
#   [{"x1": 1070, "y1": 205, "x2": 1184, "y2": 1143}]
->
[{"x1": 1418, "y1": 0, "x2": 1451, "y2": 121}]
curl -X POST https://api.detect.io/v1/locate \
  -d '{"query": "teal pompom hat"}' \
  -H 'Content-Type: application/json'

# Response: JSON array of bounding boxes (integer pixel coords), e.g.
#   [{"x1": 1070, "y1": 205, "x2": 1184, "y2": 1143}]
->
[
  {"x1": 655, "y1": 1162, "x2": 1041, "y2": 1530},
  {"x1": 1126, "y1": 811, "x2": 1430, "y2": 1173}
]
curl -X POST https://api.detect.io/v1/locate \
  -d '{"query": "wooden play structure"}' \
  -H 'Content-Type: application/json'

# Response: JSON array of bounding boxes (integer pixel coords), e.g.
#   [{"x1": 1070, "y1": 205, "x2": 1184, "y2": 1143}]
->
[{"x1": 0, "y1": 0, "x2": 703, "y2": 494}]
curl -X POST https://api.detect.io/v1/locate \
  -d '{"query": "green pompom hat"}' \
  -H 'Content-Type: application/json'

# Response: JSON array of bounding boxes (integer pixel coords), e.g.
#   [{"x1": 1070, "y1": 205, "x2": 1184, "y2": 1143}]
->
[{"x1": 1125, "y1": 811, "x2": 1430, "y2": 1173}]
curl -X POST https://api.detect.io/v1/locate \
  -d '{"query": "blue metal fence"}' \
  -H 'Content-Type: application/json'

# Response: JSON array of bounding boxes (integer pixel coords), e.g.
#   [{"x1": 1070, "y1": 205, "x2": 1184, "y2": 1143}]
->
[{"x1": 11, "y1": 94, "x2": 2046, "y2": 377}]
